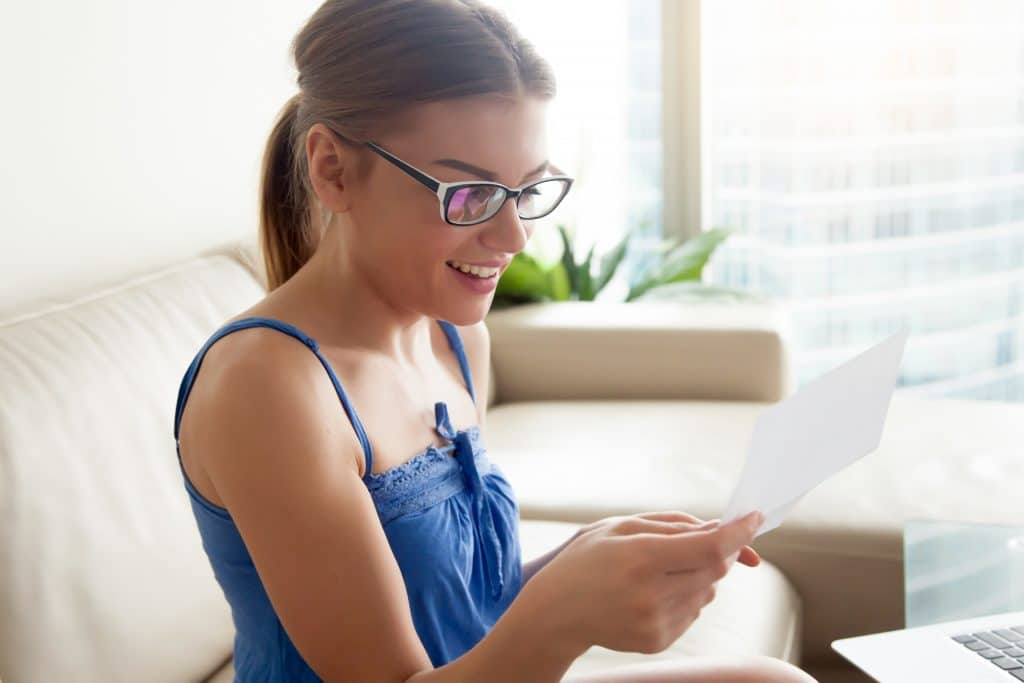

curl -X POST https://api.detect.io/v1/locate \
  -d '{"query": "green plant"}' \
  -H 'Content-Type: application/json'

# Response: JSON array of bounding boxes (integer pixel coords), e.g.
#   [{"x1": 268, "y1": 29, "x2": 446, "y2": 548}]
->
[{"x1": 491, "y1": 222, "x2": 762, "y2": 307}]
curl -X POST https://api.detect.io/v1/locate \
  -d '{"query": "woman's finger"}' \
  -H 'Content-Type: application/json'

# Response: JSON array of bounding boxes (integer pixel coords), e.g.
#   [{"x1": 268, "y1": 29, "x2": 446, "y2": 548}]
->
[
  {"x1": 655, "y1": 564, "x2": 717, "y2": 595},
  {"x1": 648, "y1": 511, "x2": 762, "y2": 573},
  {"x1": 738, "y1": 545, "x2": 761, "y2": 567},
  {"x1": 611, "y1": 516, "x2": 712, "y2": 537},
  {"x1": 663, "y1": 544, "x2": 760, "y2": 573},
  {"x1": 631, "y1": 511, "x2": 706, "y2": 525}
]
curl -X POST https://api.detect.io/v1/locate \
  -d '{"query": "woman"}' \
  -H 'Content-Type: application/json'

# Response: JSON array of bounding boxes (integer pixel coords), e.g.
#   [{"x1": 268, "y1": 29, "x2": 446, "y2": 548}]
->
[{"x1": 173, "y1": 1, "x2": 817, "y2": 681}]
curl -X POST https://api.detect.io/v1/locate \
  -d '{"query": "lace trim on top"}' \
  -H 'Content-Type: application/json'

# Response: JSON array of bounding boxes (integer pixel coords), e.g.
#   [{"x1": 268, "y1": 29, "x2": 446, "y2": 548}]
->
[{"x1": 364, "y1": 424, "x2": 492, "y2": 525}]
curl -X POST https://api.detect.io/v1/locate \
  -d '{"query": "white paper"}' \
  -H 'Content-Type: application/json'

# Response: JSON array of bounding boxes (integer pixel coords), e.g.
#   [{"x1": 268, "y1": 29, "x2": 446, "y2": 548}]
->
[{"x1": 721, "y1": 326, "x2": 910, "y2": 538}]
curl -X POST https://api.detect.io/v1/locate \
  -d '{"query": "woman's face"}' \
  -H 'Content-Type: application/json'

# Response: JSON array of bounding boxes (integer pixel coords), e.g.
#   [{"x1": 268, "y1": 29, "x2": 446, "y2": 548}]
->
[{"x1": 344, "y1": 95, "x2": 552, "y2": 326}]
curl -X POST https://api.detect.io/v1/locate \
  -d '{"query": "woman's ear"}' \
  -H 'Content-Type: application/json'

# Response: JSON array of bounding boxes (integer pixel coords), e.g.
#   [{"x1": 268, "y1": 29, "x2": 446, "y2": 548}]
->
[{"x1": 306, "y1": 123, "x2": 363, "y2": 215}]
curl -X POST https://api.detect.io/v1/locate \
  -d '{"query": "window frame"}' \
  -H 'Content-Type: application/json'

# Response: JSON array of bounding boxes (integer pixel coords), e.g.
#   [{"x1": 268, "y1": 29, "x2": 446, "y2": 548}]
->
[{"x1": 661, "y1": 0, "x2": 705, "y2": 242}]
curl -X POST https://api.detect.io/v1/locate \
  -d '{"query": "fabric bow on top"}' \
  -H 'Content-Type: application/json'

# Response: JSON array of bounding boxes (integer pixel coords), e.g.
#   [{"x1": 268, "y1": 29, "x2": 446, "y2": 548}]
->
[{"x1": 433, "y1": 400, "x2": 505, "y2": 599}]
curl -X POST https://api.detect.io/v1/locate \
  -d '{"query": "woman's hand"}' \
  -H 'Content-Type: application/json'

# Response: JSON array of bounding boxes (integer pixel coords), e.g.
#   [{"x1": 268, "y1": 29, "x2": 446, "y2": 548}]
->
[
  {"x1": 520, "y1": 509, "x2": 766, "y2": 656},
  {"x1": 574, "y1": 511, "x2": 761, "y2": 567}
]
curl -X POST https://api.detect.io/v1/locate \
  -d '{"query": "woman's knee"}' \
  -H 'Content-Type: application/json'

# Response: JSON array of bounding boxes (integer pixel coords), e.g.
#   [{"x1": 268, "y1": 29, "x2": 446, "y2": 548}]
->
[
  {"x1": 562, "y1": 654, "x2": 818, "y2": 683},
  {"x1": 733, "y1": 655, "x2": 818, "y2": 683}
]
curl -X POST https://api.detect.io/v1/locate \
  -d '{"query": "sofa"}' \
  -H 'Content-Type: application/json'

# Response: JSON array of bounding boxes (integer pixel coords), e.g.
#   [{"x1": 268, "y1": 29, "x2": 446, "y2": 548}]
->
[{"x1": 3, "y1": 236, "x2": 1022, "y2": 682}]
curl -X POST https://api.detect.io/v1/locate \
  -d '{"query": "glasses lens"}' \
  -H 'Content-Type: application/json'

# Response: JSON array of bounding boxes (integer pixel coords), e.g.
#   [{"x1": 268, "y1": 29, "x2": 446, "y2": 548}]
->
[
  {"x1": 447, "y1": 185, "x2": 507, "y2": 225},
  {"x1": 516, "y1": 178, "x2": 570, "y2": 219}
]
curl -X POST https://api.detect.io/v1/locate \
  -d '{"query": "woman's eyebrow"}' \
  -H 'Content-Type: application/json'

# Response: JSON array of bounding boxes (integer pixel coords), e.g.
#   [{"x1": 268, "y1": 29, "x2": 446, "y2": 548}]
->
[{"x1": 431, "y1": 158, "x2": 551, "y2": 184}]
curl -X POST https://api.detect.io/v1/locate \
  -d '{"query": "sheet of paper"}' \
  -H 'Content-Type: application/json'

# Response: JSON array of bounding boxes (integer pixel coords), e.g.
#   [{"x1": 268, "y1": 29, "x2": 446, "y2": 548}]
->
[{"x1": 721, "y1": 326, "x2": 910, "y2": 538}]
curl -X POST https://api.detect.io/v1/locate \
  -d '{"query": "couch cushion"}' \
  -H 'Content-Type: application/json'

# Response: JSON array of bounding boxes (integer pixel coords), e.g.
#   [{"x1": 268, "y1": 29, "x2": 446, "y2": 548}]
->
[
  {"x1": 0, "y1": 249, "x2": 264, "y2": 682},
  {"x1": 200, "y1": 518, "x2": 801, "y2": 680},
  {"x1": 485, "y1": 395, "x2": 1024, "y2": 668}
]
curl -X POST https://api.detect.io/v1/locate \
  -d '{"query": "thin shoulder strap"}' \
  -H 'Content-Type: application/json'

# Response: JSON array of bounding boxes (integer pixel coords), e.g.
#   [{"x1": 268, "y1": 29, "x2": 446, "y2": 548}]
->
[
  {"x1": 173, "y1": 316, "x2": 375, "y2": 477},
  {"x1": 436, "y1": 319, "x2": 476, "y2": 405}
]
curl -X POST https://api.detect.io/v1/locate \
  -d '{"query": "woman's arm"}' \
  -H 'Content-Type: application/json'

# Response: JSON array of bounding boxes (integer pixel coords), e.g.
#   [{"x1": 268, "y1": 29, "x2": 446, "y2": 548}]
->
[{"x1": 408, "y1": 576, "x2": 587, "y2": 683}]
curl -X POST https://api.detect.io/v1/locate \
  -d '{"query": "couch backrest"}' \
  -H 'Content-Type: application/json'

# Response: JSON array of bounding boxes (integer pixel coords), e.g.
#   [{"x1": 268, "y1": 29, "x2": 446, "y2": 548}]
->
[{"x1": 0, "y1": 242, "x2": 264, "y2": 683}]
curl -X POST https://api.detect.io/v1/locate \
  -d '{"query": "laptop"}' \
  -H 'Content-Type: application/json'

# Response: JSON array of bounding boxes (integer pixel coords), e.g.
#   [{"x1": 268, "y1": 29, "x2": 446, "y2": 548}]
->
[
  {"x1": 833, "y1": 611, "x2": 1024, "y2": 681},
  {"x1": 833, "y1": 518, "x2": 1024, "y2": 680}
]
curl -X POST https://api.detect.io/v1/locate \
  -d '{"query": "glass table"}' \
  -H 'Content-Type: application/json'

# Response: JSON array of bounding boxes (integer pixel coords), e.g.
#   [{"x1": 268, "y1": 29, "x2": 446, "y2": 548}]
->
[{"x1": 904, "y1": 519, "x2": 1024, "y2": 628}]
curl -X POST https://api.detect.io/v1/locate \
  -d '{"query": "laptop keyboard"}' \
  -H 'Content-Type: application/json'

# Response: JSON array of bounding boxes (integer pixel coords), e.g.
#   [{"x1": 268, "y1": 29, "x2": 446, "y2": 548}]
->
[{"x1": 952, "y1": 625, "x2": 1024, "y2": 679}]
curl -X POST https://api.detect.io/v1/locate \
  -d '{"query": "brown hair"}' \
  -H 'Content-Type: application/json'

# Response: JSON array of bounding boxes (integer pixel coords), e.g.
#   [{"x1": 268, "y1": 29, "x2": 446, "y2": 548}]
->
[{"x1": 258, "y1": 0, "x2": 558, "y2": 291}]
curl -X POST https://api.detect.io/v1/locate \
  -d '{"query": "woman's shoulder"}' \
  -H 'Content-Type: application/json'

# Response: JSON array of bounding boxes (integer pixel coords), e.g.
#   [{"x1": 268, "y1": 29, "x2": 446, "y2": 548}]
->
[
  {"x1": 198, "y1": 315, "x2": 327, "y2": 388},
  {"x1": 181, "y1": 314, "x2": 367, "y2": 472}
]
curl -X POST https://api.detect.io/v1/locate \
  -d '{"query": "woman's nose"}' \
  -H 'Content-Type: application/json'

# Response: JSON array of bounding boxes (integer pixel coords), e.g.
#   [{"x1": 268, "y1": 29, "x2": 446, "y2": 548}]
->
[{"x1": 479, "y1": 197, "x2": 529, "y2": 254}]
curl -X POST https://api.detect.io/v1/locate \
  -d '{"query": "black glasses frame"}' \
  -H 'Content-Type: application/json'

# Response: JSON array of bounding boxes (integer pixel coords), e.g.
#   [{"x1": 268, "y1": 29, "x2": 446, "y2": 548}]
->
[{"x1": 358, "y1": 138, "x2": 574, "y2": 227}]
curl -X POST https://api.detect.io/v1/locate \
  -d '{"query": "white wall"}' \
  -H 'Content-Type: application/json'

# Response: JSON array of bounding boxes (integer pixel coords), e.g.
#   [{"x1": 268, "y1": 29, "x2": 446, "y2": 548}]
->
[{"x1": 0, "y1": 1, "x2": 323, "y2": 320}]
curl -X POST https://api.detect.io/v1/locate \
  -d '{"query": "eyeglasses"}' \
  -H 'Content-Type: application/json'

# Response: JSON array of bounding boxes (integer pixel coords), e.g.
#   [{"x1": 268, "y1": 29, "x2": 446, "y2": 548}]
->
[{"x1": 353, "y1": 137, "x2": 574, "y2": 227}]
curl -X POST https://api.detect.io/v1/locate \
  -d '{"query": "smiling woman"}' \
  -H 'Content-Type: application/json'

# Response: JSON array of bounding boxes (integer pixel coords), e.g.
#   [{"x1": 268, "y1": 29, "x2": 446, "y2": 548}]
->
[{"x1": 171, "y1": 1, "x2": 815, "y2": 682}]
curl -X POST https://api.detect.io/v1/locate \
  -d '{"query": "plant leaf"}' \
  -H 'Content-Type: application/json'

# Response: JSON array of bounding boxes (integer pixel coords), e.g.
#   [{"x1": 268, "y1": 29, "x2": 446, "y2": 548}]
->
[
  {"x1": 495, "y1": 251, "x2": 554, "y2": 300},
  {"x1": 592, "y1": 229, "x2": 632, "y2": 297},
  {"x1": 578, "y1": 243, "x2": 596, "y2": 301},
  {"x1": 557, "y1": 224, "x2": 579, "y2": 299},
  {"x1": 627, "y1": 236, "x2": 685, "y2": 290},
  {"x1": 547, "y1": 261, "x2": 572, "y2": 301},
  {"x1": 626, "y1": 228, "x2": 732, "y2": 301}
]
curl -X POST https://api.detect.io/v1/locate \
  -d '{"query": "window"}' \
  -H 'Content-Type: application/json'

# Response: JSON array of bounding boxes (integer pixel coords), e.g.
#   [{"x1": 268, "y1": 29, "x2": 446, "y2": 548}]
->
[{"x1": 703, "y1": 0, "x2": 1024, "y2": 402}]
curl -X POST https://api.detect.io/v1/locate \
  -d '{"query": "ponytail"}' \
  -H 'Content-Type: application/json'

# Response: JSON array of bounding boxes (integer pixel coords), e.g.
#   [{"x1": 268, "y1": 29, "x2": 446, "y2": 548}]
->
[{"x1": 258, "y1": 93, "x2": 314, "y2": 291}]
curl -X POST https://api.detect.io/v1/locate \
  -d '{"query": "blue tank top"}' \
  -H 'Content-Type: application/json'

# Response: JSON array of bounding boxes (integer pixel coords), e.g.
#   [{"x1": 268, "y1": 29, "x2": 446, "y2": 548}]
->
[{"x1": 172, "y1": 316, "x2": 523, "y2": 680}]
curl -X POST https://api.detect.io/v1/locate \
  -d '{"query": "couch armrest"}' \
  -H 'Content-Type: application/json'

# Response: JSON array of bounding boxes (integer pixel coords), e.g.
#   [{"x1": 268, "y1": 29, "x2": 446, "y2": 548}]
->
[{"x1": 484, "y1": 300, "x2": 793, "y2": 404}]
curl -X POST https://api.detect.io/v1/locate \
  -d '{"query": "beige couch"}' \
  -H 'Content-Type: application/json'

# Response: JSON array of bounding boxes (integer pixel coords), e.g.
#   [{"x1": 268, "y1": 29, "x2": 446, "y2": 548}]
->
[{"x1": 4, "y1": 237, "x2": 1021, "y2": 682}]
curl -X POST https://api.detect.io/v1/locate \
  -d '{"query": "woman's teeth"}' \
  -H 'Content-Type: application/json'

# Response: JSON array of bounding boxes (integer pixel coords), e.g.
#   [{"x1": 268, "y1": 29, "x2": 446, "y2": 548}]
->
[{"x1": 447, "y1": 260, "x2": 499, "y2": 278}]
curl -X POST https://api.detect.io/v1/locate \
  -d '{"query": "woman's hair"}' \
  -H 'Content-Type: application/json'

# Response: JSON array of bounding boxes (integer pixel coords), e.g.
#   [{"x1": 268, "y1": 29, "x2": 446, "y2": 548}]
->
[{"x1": 258, "y1": 0, "x2": 558, "y2": 291}]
